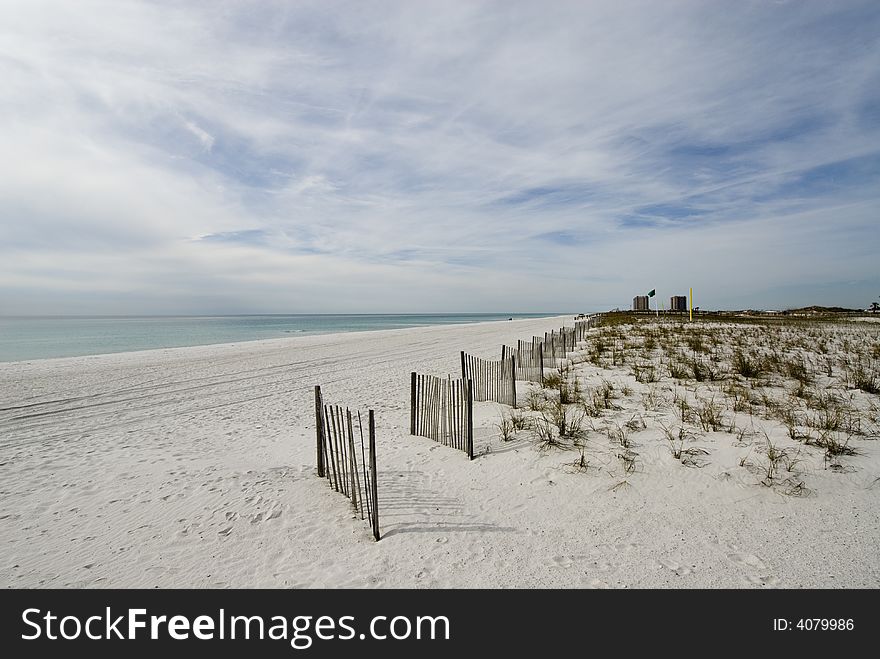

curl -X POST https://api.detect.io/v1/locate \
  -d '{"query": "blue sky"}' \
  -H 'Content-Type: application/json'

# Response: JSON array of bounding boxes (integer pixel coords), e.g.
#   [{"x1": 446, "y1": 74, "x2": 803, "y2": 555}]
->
[{"x1": 1, "y1": 0, "x2": 878, "y2": 314}]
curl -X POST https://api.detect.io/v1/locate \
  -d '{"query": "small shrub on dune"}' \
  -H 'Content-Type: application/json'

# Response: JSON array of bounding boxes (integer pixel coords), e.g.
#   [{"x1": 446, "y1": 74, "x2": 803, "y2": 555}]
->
[
  {"x1": 762, "y1": 440, "x2": 787, "y2": 484},
  {"x1": 758, "y1": 390, "x2": 778, "y2": 414},
  {"x1": 689, "y1": 358, "x2": 705, "y2": 381},
  {"x1": 509, "y1": 409, "x2": 530, "y2": 431},
  {"x1": 668, "y1": 357, "x2": 691, "y2": 380},
  {"x1": 541, "y1": 399, "x2": 586, "y2": 440},
  {"x1": 641, "y1": 387, "x2": 662, "y2": 411},
  {"x1": 784, "y1": 357, "x2": 812, "y2": 385},
  {"x1": 808, "y1": 407, "x2": 844, "y2": 433},
  {"x1": 732, "y1": 350, "x2": 762, "y2": 378},
  {"x1": 662, "y1": 424, "x2": 707, "y2": 465},
  {"x1": 675, "y1": 397, "x2": 694, "y2": 424},
  {"x1": 687, "y1": 334, "x2": 706, "y2": 353},
  {"x1": 764, "y1": 350, "x2": 783, "y2": 375},
  {"x1": 777, "y1": 402, "x2": 804, "y2": 440},
  {"x1": 823, "y1": 357, "x2": 834, "y2": 378},
  {"x1": 742, "y1": 434, "x2": 806, "y2": 490},
  {"x1": 542, "y1": 370, "x2": 563, "y2": 391},
  {"x1": 565, "y1": 445, "x2": 592, "y2": 473},
  {"x1": 606, "y1": 422, "x2": 631, "y2": 449},
  {"x1": 632, "y1": 362, "x2": 659, "y2": 384},
  {"x1": 696, "y1": 397, "x2": 723, "y2": 432},
  {"x1": 624, "y1": 414, "x2": 647, "y2": 432},
  {"x1": 849, "y1": 361, "x2": 879, "y2": 394},
  {"x1": 806, "y1": 429, "x2": 858, "y2": 469},
  {"x1": 866, "y1": 399, "x2": 880, "y2": 426},
  {"x1": 526, "y1": 390, "x2": 549, "y2": 412},
  {"x1": 723, "y1": 382, "x2": 751, "y2": 413},
  {"x1": 533, "y1": 418, "x2": 562, "y2": 450},
  {"x1": 617, "y1": 449, "x2": 637, "y2": 474},
  {"x1": 611, "y1": 343, "x2": 626, "y2": 366},
  {"x1": 579, "y1": 391, "x2": 603, "y2": 418},
  {"x1": 597, "y1": 380, "x2": 617, "y2": 409},
  {"x1": 496, "y1": 415, "x2": 515, "y2": 442},
  {"x1": 558, "y1": 376, "x2": 582, "y2": 404},
  {"x1": 690, "y1": 358, "x2": 719, "y2": 382},
  {"x1": 791, "y1": 379, "x2": 812, "y2": 400}
]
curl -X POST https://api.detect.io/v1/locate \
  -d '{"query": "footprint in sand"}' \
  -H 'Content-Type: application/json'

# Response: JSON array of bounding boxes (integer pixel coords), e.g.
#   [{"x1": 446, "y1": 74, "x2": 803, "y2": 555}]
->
[
  {"x1": 552, "y1": 555, "x2": 574, "y2": 568},
  {"x1": 710, "y1": 540, "x2": 770, "y2": 573},
  {"x1": 657, "y1": 558, "x2": 693, "y2": 576},
  {"x1": 746, "y1": 574, "x2": 781, "y2": 587},
  {"x1": 727, "y1": 552, "x2": 768, "y2": 571}
]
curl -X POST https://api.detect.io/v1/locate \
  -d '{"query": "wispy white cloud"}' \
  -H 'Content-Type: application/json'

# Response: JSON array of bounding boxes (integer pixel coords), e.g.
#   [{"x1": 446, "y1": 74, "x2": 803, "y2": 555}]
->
[{"x1": 1, "y1": 0, "x2": 878, "y2": 313}]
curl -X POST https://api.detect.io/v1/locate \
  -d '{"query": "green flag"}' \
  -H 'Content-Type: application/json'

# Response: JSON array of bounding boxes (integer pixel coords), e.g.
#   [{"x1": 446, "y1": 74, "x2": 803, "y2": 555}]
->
[{"x1": 648, "y1": 289, "x2": 655, "y2": 297}]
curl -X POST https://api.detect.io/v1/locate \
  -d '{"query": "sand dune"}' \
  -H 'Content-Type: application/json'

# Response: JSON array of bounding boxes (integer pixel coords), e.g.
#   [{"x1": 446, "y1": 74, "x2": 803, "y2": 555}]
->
[{"x1": 1, "y1": 315, "x2": 878, "y2": 588}]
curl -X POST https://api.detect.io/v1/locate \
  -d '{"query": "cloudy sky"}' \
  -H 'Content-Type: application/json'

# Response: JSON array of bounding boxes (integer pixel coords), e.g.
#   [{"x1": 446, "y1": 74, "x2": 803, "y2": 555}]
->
[{"x1": 1, "y1": 0, "x2": 878, "y2": 314}]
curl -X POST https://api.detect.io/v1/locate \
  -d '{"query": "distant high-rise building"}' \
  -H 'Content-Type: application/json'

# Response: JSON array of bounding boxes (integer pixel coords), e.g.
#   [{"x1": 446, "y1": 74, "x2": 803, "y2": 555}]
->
[
  {"x1": 633, "y1": 295, "x2": 649, "y2": 311},
  {"x1": 670, "y1": 295, "x2": 688, "y2": 312}
]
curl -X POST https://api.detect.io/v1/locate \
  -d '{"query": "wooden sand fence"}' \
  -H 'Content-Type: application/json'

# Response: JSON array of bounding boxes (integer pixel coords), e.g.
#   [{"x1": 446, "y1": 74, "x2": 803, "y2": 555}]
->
[
  {"x1": 410, "y1": 373, "x2": 474, "y2": 459},
  {"x1": 313, "y1": 386, "x2": 380, "y2": 541},
  {"x1": 543, "y1": 327, "x2": 579, "y2": 367},
  {"x1": 574, "y1": 315, "x2": 600, "y2": 341},
  {"x1": 460, "y1": 351, "x2": 517, "y2": 407},
  {"x1": 502, "y1": 340, "x2": 544, "y2": 384},
  {"x1": 540, "y1": 332, "x2": 561, "y2": 368}
]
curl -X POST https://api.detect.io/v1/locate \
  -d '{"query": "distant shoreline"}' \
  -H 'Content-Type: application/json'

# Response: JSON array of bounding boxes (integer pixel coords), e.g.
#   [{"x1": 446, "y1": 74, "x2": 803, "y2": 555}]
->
[{"x1": 0, "y1": 312, "x2": 574, "y2": 364}]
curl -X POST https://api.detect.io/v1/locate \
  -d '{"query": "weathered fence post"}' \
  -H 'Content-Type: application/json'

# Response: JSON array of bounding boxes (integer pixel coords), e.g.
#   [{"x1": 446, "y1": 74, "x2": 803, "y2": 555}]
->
[
  {"x1": 539, "y1": 343, "x2": 545, "y2": 386},
  {"x1": 410, "y1": 371, "x2": 417, "y2": 435},
  {"x1": 369, "y1": 410, "x2": 379, "y2": 541},
  {"x1": 510, "y1": 355, "x2": 517, "y2": 408},
  {"x1": 315, "y1": 390, "x2": 380, "y2": 540},
  {"x1": 314, "y1": 385, "x2": 325, "y2": 478},
  {"x1": 346, "y1": 409, "x2": 359, "y2": 514},
  {"x1": 466, "y1": 379, "x2": 474, "y2": 460}
]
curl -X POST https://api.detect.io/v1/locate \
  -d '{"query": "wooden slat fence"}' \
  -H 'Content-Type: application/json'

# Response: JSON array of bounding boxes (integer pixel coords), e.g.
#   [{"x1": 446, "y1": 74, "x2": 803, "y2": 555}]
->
[
  {"x1": 314, "y1": 386, "x2": 380, "y2": 541},
  {"x1": 574, "y1": 315, "x2": 600, "y2": 341},
  {"x1": 543, "y1": 327, "x2": 579, "y2": 367},
  {"x1": 410, "y1": 373, "x2": 473, "y2": 459},
  {"x1": 503, "y1": 340, "x2": 544, "y2": 384},
  {"x1": 541, "y1": 332, "x2": 561, "y2": 368},
  {"x1": 460, "y1": 351, "x2": 516, "y2": 407}
]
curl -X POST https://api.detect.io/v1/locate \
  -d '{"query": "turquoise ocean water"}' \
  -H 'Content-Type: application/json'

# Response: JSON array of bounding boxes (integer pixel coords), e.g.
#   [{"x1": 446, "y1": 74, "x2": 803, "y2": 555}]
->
[{"x1": 0, "y1": 314, "x2": 563, "y2": 363}]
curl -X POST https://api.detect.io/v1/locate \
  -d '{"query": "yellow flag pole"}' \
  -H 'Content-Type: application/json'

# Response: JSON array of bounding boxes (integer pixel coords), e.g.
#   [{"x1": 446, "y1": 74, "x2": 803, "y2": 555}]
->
[{"x1": 689, "y1": 287, "x2": 693, "y2": 322}]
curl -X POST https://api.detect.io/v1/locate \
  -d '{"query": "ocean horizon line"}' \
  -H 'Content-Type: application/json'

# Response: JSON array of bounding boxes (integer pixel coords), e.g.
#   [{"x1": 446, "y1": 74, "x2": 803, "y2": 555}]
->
[
  {"x1": 0, "y1": 312, "x2": 577, "y2": 363},
  {"x1": 0, "y1": 311, "x2": 573, "y2": 319}
]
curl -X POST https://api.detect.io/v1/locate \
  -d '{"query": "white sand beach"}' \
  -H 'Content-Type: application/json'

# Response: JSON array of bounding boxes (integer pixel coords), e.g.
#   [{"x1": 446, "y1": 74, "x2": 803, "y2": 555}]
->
[{"x1": 1, "y1": 315, "x2": 878, "y2": 589}]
